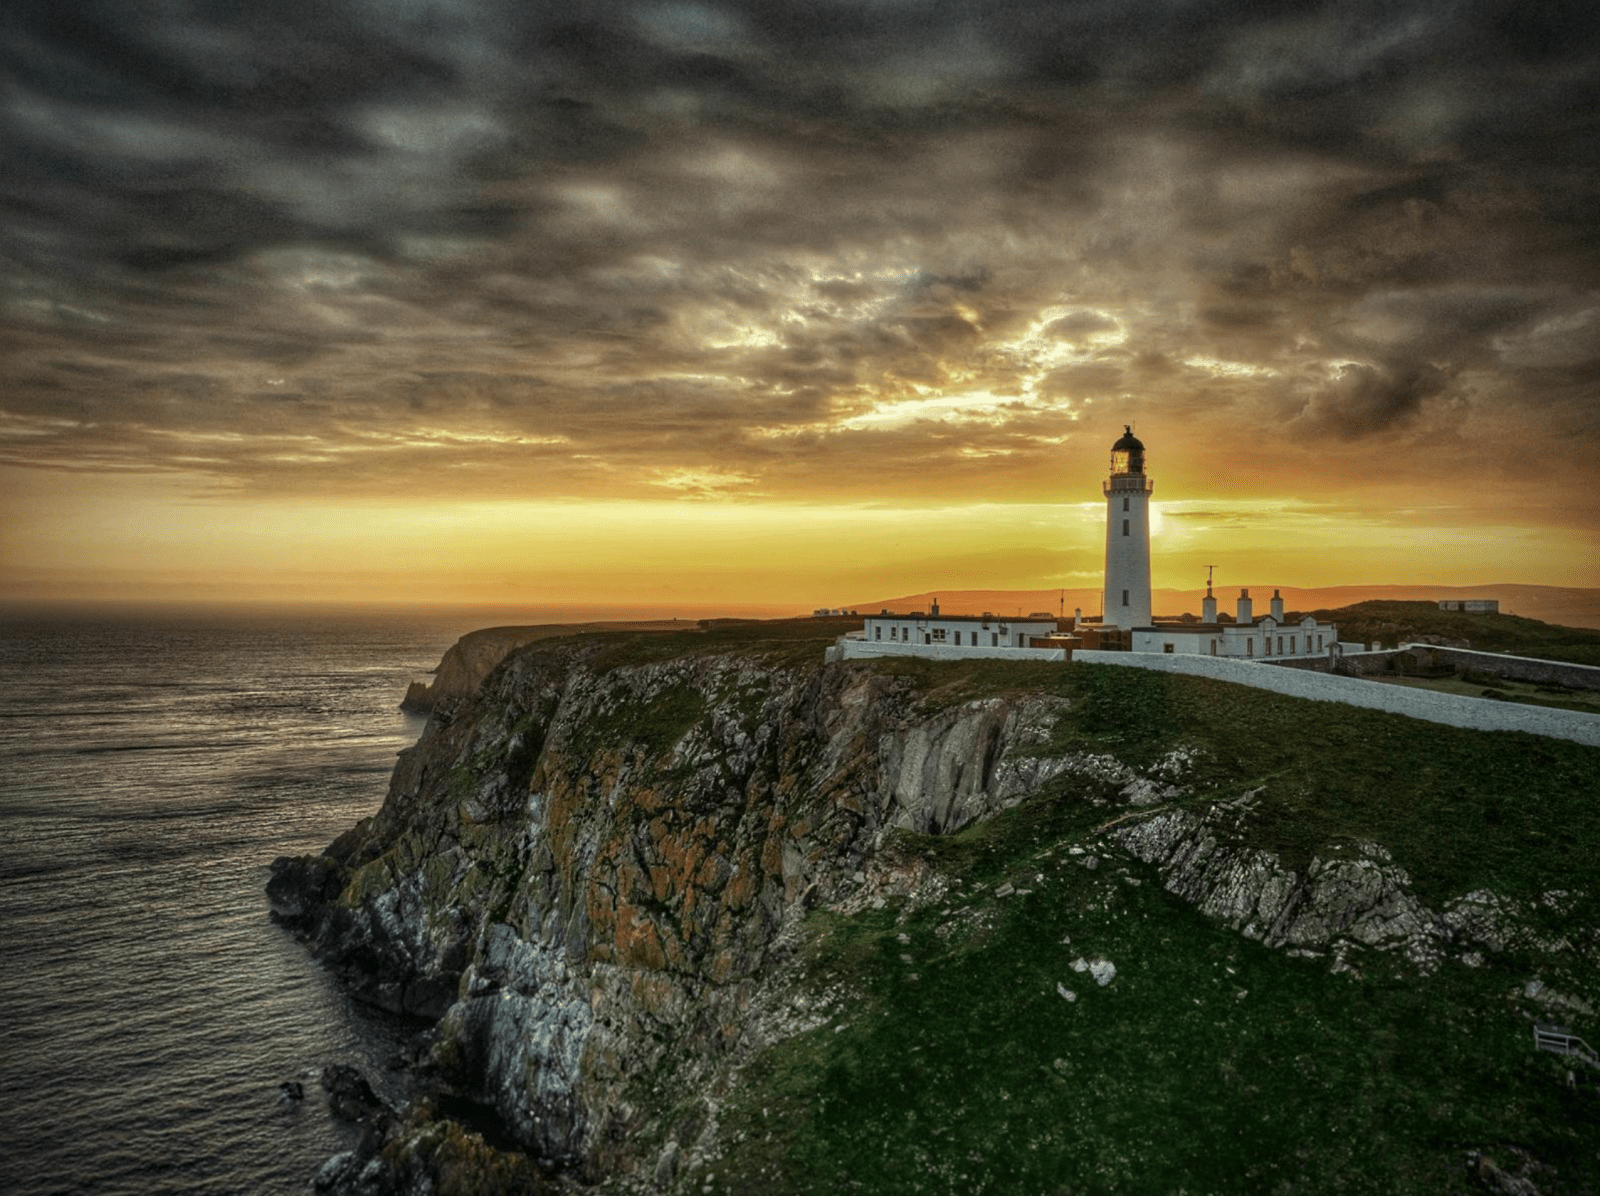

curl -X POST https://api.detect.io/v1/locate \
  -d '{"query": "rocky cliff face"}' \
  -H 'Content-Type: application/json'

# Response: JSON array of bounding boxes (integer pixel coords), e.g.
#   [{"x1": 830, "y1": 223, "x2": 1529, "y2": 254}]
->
[
  {"x1": 274, "y1": 632, "x2": 1598, "y2": 1192},
  {"x1": 273, "y1": 639, "x2": 1085, "y2": 1185},
  {"x1": 398, "y1": 626, "x2": 556, "y2": 712}
]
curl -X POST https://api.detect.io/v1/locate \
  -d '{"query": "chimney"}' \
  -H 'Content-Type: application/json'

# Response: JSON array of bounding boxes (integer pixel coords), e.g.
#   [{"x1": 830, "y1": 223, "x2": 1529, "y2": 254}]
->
[
  {"x1": 1073, "y1": 607, "x2": 1082, "y2": 629},
  {"x1": 1236, "y1": 589, "x2": 1253, "y2": 623},
  {"x1": 1202, "y1": 584, "x2": 1217, "y2": 623},
  {"x1": 930, "y1": 597, "x2": 940, "y2": 617},
  {"x1": 1270, "y1": 589, "x2": 1284, "y2": 620}
]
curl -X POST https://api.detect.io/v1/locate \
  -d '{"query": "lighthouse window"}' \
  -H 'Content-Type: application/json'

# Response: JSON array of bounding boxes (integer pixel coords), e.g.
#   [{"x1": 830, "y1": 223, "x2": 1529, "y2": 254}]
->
[
  {"x1": 1122, "y1": 519, "x2": 1129, "y2": 536},
  {"x1": 1121, "y1": 589, "x2": 1129, "y2": 606},
  {"x1": 1122, "y1": 497, "x2": 1129, "y2": 511}
]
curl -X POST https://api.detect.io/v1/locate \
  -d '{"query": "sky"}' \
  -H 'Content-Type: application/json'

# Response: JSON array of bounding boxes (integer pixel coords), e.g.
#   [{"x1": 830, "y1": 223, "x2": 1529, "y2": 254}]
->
[{"x1": 3, "y1": 0, "x2": 1598, "y2": 613}]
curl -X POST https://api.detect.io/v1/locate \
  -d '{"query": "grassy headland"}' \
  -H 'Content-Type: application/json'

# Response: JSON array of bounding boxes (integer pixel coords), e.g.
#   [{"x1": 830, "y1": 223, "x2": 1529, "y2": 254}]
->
[{"x1": 580, "y1": 613, "x2": 1600, "y2": 1194}]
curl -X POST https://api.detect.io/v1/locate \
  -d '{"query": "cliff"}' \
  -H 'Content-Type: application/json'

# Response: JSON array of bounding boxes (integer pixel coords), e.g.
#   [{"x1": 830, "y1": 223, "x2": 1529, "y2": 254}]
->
[
  {"x1": 399, "y1": 622, "x2": 688, "y2": 712},
  {"x1": 273, "y1": 621, "x2": 1600, "y2": 1194}
]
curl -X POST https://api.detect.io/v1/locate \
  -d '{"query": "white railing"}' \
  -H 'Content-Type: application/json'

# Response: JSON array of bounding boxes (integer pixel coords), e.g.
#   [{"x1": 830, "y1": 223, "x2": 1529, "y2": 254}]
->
[{"x1": 1535, "y1": 1023, "x2": 1599, "y2": 1068}]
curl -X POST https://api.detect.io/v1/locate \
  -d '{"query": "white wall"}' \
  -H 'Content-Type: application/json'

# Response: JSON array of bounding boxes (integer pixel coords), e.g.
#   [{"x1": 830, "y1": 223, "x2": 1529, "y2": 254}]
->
[{"x1": 1073, "y1": 650, "x2": 1600, "y2": 747}]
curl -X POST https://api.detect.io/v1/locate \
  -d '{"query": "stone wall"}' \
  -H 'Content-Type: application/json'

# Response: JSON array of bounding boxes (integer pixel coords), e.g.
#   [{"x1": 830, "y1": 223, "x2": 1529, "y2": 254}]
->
[
  {"x1": 1400, "y1": 645, "x2": 1600, "y2": 691},
  {"x1": 1323, "y1": 645, "x2": 1600, "y2": 691},
  {"x1": 1072, "y1": 650, "x2": 1600, "y2": 747}
]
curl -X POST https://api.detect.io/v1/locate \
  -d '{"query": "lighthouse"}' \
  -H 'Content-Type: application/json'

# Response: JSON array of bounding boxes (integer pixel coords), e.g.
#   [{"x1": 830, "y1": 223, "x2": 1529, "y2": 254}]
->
[{"x1": 1103, "y1": 425, "x2": 1153, "y2": 629}]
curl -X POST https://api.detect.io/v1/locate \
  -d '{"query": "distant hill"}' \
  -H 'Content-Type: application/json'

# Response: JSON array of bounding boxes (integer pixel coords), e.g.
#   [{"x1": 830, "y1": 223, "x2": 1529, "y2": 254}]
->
[{"x1": 850, "y1": 584, "x2": 1600, "y2": 630}]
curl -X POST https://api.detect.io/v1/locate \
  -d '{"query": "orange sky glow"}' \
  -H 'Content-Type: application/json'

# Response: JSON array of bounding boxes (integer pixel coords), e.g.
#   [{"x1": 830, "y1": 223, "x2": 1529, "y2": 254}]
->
[{"x1": 3, "y1": 3, "x2": 1597, "y2": 615}]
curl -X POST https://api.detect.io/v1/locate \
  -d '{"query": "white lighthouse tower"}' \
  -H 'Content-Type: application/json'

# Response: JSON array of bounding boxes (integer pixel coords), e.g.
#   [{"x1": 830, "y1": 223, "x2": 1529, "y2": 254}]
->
[{"x1": 1103, "y1": 425, "x2": 1152, "y2": 629}]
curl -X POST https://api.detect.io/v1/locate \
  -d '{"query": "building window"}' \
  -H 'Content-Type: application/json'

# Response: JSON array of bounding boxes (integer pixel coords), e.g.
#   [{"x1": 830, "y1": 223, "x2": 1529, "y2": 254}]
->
[
  {"x1": 1317, "y1": 634, "x2": 1323, "y2": 651},
  {"x1": 1278, "y1": 636, "x2": 1284, "y2": 655},
  {"x1": 1122, "y1": 589, "x2": 1129, "y2": 606},
  {"x1": 1247, "y1": 637, "x2": 1254, "y2": 656},
  {"x1": 1122, "y1": 519, "x2": 1129, "y2": 536},
  {"x1": 1209, "y1": 640, "x2": 1217, "y2": 656},
  {"x1": 875, "y1": 626, "x2": 882, "y2": 640},
  {"x1": 991, "y1": 632, "x2": 998, "y2": 646},
  {"x1": 1290, "y1": 635, "x2": 1296, "y2": 654},
  {"x1": 954, "y1": 631, "x2": 962, "y2": 645},
  {"x1": 932, "y1": 628, "x2": 947, "y2": 642},
  {"x1": 1163, "y1": 643, "x2": 1175, "y2": 654}
]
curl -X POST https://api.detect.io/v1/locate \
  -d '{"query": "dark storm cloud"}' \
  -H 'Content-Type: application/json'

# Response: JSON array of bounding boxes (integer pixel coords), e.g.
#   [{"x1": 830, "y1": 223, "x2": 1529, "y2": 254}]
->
[{"x1": 3, "y1": 0, "x2": 1599, "y2": 499}]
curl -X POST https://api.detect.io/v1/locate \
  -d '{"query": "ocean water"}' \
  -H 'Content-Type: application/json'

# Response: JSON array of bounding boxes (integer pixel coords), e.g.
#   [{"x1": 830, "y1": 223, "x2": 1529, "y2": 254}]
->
[{"x1": 0, "y1": 609, "x2": 475, "y2": 1196}]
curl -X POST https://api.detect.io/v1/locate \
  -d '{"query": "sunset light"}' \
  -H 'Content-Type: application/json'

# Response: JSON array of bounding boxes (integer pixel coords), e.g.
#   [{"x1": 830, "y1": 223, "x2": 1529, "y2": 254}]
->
[{"x1": 1, "y1": 1, "x2": 1596, "y2": 615}]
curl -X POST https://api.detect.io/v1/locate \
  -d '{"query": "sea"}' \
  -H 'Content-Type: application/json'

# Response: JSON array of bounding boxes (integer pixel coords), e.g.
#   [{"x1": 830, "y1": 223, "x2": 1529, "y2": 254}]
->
[{"x1": 0, "y1": 608, "x2": 494, "y2": 1196}]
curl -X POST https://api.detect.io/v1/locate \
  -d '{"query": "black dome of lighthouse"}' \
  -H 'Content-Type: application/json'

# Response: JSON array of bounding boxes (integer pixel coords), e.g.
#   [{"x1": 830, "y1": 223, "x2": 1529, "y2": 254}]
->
[
  {"x1": 1109, "y1": 424, "x2": 1146, "y2": 475},
  {"x1": 1111, "y1": 426, "x2": 1144, "y2": 453}
]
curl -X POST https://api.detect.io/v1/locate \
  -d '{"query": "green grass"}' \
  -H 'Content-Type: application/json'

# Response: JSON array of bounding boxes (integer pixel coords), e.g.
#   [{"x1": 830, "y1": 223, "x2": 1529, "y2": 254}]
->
[
  {"x1": 690, "y1": 655, "x2": 1600, "y2": 1194},
  {"x1": 716, "y1": 861, "x2": 1597, "y2": 1195},
  {"x1": 581, "y1": 618, "x2": 855, "y2": 674}
]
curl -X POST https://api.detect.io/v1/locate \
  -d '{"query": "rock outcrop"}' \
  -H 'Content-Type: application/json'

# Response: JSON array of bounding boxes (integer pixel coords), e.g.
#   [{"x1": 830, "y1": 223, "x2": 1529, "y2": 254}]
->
[
  {"x1": 398, "y1": 622, "x2": 692, "y2": 713},
  {"x1": 273, "y1": 640, "x2": 1091, "y2": 1185}
]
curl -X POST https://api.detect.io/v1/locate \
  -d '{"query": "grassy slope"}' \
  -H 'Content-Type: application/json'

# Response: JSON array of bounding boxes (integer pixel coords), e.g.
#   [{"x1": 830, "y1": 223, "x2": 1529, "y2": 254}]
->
[{"x1": 652, "y1": 638, "x2": 1600, "y2": 1195}]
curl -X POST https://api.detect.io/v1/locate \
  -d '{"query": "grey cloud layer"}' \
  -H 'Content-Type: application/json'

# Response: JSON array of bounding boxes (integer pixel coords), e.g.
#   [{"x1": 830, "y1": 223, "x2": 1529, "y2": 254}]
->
[{"x1": 3, "y1": 0, "x2": 1598, "y2": 504}]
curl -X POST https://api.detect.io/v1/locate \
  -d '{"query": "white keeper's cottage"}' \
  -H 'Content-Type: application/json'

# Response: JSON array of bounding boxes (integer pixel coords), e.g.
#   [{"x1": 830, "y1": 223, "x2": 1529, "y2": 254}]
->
[{"x1": 844, "y1": 602, "x2": 1070, "y2": 662}]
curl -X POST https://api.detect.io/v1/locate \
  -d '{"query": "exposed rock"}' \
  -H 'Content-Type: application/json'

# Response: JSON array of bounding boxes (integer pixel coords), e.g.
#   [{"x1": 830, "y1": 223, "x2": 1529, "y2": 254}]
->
[
  {"x1": 1114, "y1": 801, "x2": 1446, "y2": 968},
  {"x1": 267, "y1": 852, "x2": 347, "y2": 928},
  {"x1": 271, "y1": 646, "x2": 1109, "y2": 1183},
  {"x1": 400, "y1": 681, "x2": 433, "y2": 714},
  {"x1": 653, "y1": 1140, "x2": 681, "y2": 1189},
  {"x1": 309, "y1": 1102, "x2": 560, "y2": 1196},
  {"x1": 881, "y1": 695, "x2": 1073, "y2": 833},
  {"x1": 1523, "y1": 978, "x2": 1595, "y2": 1016},
  {"x1": 321, "y1": 1064, "x2": 392, "y2": 1127},
  {"x1": 1467, "y1": 1148, "x2": 1545, "y2": 1195}
]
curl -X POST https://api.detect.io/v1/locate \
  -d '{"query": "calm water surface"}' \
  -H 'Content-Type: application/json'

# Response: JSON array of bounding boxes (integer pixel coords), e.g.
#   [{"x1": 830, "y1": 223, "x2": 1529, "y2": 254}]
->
[{"x1": 0, "y1": 610, "x2": 475, "y2": 1195}]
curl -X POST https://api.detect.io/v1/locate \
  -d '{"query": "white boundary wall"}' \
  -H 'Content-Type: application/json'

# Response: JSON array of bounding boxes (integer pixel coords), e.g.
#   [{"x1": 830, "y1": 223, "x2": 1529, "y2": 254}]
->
[
  {"x1": 839, "y1": 639, "x2": 1067, "y2": 664},
  {"x1": 1074, "y1": 649, "x2": 1600, "y2": 747}
]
